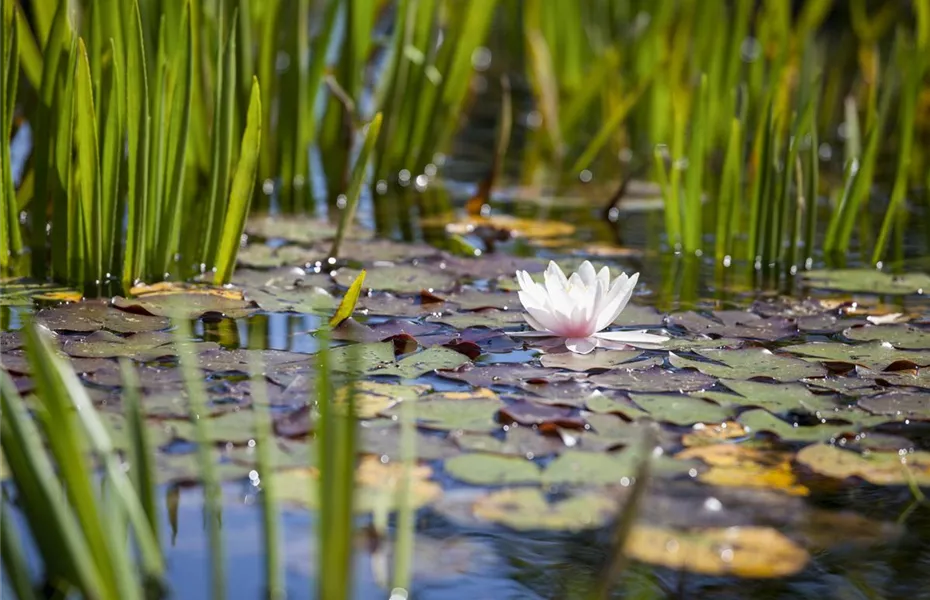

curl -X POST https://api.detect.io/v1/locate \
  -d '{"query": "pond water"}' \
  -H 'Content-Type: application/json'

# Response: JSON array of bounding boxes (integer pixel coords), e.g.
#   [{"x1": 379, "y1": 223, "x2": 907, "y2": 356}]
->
[{"x1": 4, "y1": 38, "x2": 930, "y2": 600}]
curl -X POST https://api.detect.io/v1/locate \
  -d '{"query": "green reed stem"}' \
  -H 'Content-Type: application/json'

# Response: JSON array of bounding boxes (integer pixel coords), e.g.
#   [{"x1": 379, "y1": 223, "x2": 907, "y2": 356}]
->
[
  {"x1": 248, "y1": 353, "x2": 284, "y2": 600},
  {"x1": 391, "y1": 391, "x2": 416, "y2": 592},
  {"x1": 173, "y1": 315, "x2": 226, "y2": 600}
]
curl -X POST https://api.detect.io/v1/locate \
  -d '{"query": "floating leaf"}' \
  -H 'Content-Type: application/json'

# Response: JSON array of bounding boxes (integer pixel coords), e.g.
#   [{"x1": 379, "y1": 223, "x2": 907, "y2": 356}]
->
[
  {"x1": 624, "y1": 525, "x2": 809, "y2": 578},
  {"x1": 737, "y1": 409, "x2": 852, "y2": 442},
  {"x1": 244, "y1": 286, "x2": 336, "y2": 314},
  {"x1": 453, "y1": 427, "x2": 564, "y2": 458},
  {"x1": 857, "y1": 391, "x2": 930, "y2": 420},
  {"x1": 383, "y1": 398, "x2": 503, "y2": 433},
  {"x1": 540, "y1": 448, "x2": 698, "y2": 485},
  {"x1": 540, "y1": 349, "x2": 644, "y2": 371},
  {"x1": 843, "y1": 325, "x2": 930, "y2": 350},
  {"x1": 667, "y1": 311, "x2": 798, "y2": 341},
  {"x1": 628, "y1": 393, "x2": 731, "y2": 425},
  {"x1": 802, "y1": 269, "x2": 930, "y2": 295},
  {"x1": 669, "y1": 349, "x2": 825, "y2": 381},
  {"x1": 786, "y1": 341, "x2": 930, "y2": 371},
  {"x1": 438, "y1": 289, "x2": 520, "y2": 311},
  {"x1": 0, "y1": 279, "x2": 81, "y2": 306},
  {"x1": 245, "y1": 215, "x2": 340, "y2": 244},
  {"x1": 590, "y1": 367, "x2": 716, "y2": 393},
  {"x1": 427, "y1": 310, "x2": 526, "y2": 329},
  {"x1": 330, "y1": 270, "x2": 366, "y2": 326},
  {"x1": 681, "y1": 422, "x2": 748, "y2": 446},
  {"x1": 235, "y1": 244, "x2": 318, "y2": 268},
  {"x1": 334, "y1": 265, "x2": 456, "y2": 294},
  {"x1": 676, "y1": 444, "x2": 809, "y2": 496},
  {"x1": 359, "y1": 425, "x2": 459, "y2": 460},
  {"x1": 443, "y1": 453, "x2": 541, "y2": 485},
  {"x1": 584, "y1": 392, "x2": 649, "y2": 420},
  {"x1": 471, "y1": 488, "x2": 616, "y2": 531},
  {"x1": 796, "y1": 444, "x2": 930, "y2": 486},
  {"x1": 113, "y1": 286, "x2": 258, "y2": 319},
  {"x1": 699, "y1": 380, "x2": 841, "y2": 415},
  {"x1": 274, "y1": 456, "x2": 442, "y2": 513},
  {"x1": 372, "y1": 346, "x2": 471, "y2": 379},
  {"x1": 37, "y1": 300, "x2": 169, "y2": 333},
  {"x1": 438, "y1": 364, "x2": 574, "y2": 388}
]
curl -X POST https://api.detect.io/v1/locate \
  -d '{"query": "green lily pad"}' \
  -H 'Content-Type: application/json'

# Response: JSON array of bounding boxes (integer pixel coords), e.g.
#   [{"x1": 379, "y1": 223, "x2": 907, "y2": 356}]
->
[
  {"x1": 801, "y1": 376, "x2": 886, "y2": 397},
  {"x1": 373, "y1": 347, "x2": 471, "y2": 379},
  {"x1": 786, "y1": 341, "x2": 930, "y2": 371},
  {"x1": 669, "y1": 349, "x2": 825, "y2": 381},
  {"x1": 471, "y1": 488, "x2": 617, "y2": 531},
  {"x1": 61, "y1": 331, "x2": 213, "y2": 360},
  {"x1": 154, "y1": 453, "x2": 253, "y2": 484},
  {"x1": 796, "y1": 443, "x2": 930, "y2": 486},
  {"x1": 328, "y1": 342, "x2": 396, "y2": 372},
  {"x1": 843, "y1": 325, "x2": 930, "y2": 350},
  {"x1": 428, "y1": 310, "x2": 526, "y2": 329},
  {"x1": 540, "y1": 349, "x2": 643, "y2": 372},
  {"x1": 359, "y1": 425, "x2": 459, "y2": 460},
  {"x1": 699, "y1": 380, "x2": 841, "y2": 415},
  {"x1": 577, "y1": 413, "x2": 657, "y2": 450},
  {"x1": 226, "y1": 438, "x2": 318, "y2": 469},
  {"x1": 661, "y1": 337, "x2": 744, "y2": 351},
  {"x1": 112, "y1": 289, "x2": 258, "y2": 319},
  {"x1": 737, "y1": 409, "x2": 853, "y2": 442},
  {"x1": 541, "y1": 448, "x2": 698, "y2": 485},
  {"x1": 857, "y1": 368, "x2": 930, "y2": 390},
  {"x1": 857, "y1": 391, "x2": 930, "y2": 420},
  {"x1": 590, "y1": 367, "x2": 717, "y2": 393},
  {"x1": 453, "y1": 427, "x2": 565, "y2": 458},
  {"x1": 802, "y1": 269, "x2": 930, "y2": 295},
  {"x1": 244, "y1": 286, "x2": 336, "y2": 313},
  {"x1": 383, "y1": 398, "x2": 503, "y2": 433},
  {"x1": 628, "y1": 393, "x2": 731, "y2": 425},
  {"x1": 245, "y1": 215, "x2": 339, "y2": 244},
  {"x1": 37, "y1": 301, "x2": 170, "y2": 333},
  {"x1": 0, "y1": 279, "x2": 82, "y2": 306},
  {"x1": 334, "y1": 266, "x2": 456, "y2": 294},
  {"x1": 584, "y1": 391, "x2": 649, "y2": 420},
  {"x1": 231, "y1": 267, "x2": 328, "y2": 289},
  {"x1": 443, "y1": 453, "x2": 541, "y2": 485},
  {"x1": 101, "y1": 412, "x2": 179, "y2": 450},
  {"x1": 236, "y1": 244, "x2": 319, "y2": 268},
  {"x1": 667, "y1": 311, "x2": 797, "y2": 341},
  {"x1": 439, "y1": 289, "x2": 520, "y2": 311}
]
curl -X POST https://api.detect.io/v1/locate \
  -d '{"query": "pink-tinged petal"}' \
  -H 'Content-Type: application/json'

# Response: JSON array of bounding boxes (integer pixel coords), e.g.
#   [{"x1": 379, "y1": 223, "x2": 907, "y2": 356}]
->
[
  {"x1": 565, "y1": 337, "x2": 597, "y2": 354},
  {"x1": 577, "y1": 261, "x2": 597, "y2": 287},
  {"x1": 595, "y1": 330, "x2": 669, "y2": 347}
]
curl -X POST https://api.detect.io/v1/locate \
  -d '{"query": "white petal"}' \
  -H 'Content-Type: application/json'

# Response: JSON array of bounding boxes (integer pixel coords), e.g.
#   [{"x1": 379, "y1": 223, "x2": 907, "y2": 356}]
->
[
  {"x1": 565, "y1": 337, "x2": 597, "y2": 354},
  {"x1": 595, "y1": 330, "x2": 669, "y2": 347},
  {"x1": 516, "y1": 271, "x2": 548, "y2": 306},
  {"x1": 594, "y1": 272, "x2": 639, "y2": 331},
  {"x1": 510, "y1": 330, "x2": 557, "y2": 337},
  {"x1": 518, "y1": 291, "x2": 562, "y2": 332},
  {"x1": 545, "y1": 261, "x2": 568, "y2": 287},
  {"x1": 577, "y1": 261, "x2": 597, "y2": 287},
  {"x1": 522, "y1": 311, "x2": 550, "y2": 332},
  {"x1": 596, "y1": 266, "x2": 610, "y2": 291}
]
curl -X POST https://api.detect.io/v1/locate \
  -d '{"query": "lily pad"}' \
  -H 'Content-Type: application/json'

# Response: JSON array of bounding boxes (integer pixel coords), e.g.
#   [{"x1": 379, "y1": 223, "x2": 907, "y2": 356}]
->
[
  {"x1": 667, "y1": 311, "x2": 797, "y2": 341},
  {"x1": 0, "y1": 279, "x2": 82, "y2": 306},
  {"x1": 236, "y1": 244, "x2": 319, "y2": 268},
  {"x1": 802, "y1": 269, "x2": 930, "y2": 295},
  {"x1": 541, "y1": 448, "x2": 699, "y2": 485},
  {"x1": 700, "y1": 380, "x2": 841, "y2": 415},
  {"x1": 843, "y1": 325, "x2": 930, "y2": 350},
  {"x1": 786, "y1": 341, "x2": 930, "y2": 371},
  {"x1": 438, "y1": 289, "x2": 520, "y2": 311},
  {"x1": 624, "y1": 525, "x2": 809, "y2": 578},
  {"x1": 37, "y1": 301, "x2": 170, "y2": 333},
  {"x1": 471, "y1": 488, "x2": 616, "y2": 531},
  {"x1": 359, "y1": 425, "x2": 459, "y2": 460},
  {"x1": 453, "y1": 427, "x2": 565, "y2": 458},
  {"x1": 584, "y1": 392, "x2": 650, "y2": 420},
  {"x1": 274, "y1": 456, "x2": 443, "y2": 513},
  {"x1": 364, "y1": 346, "x2": 471, "y2": 379},
  {"x1": 590, "y1": 366, "x2": 717, "y2": 393},
  {"x1": 540, "y1": 349, "x2": 643, "y2": 371},
  {"x1": 245, "y1": 215, "x2": 339, "y2": 244},
  {"x1": 628, "y1": 393, "x2": 731, "y2": 425},
  {"x1": 499, "y1": 402, "x2": 585, "y2": 429},
  {"x1": 428, "y1": 310, "x2": 526, "y2": 329},
  {"x1": 857, "y1": 391, "x2": 930, "y2": 420},
  {"x1": 384, "y1": 397, "x2": 503, "y2": 433},
  {"x1": 443, "y1": 453, "x2": 541, "y2": 485},
  {"x1": 669, "y1": 349, "x2": 825, "y2": 381},
  {"x1": 244, "y1": 286, "x2": 336, "y2": 314},
  {"x1": 61, "y1": 331, "x2": 207, "y2": 360},
  {"x1": 113, "y1": 287, "x2": 258, "y2": 319},
  {"x1": 737, "y1": 409, "x2": 852, "y2": 442},
  {"x1": 334, "y1": 266, "x2": 456, "y2": 294},
  {"x1": 796, "y1": 443, "x2": 930, "y2": 486},
  {"x1": 438, "y1": 364, "x2": 572, "y2": 388},
  {"x1": 676, "y1": 444, "x2": 809, "y2": 496}
]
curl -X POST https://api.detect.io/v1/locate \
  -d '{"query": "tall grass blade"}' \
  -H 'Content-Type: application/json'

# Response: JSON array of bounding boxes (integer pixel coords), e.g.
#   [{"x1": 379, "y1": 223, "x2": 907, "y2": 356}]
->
[
  {"x1": 328, "y1": 112, "x2": 382, "y2": 261},
  {"x1": 74, "y1": 38, "x2": 103, "y2": 289},
  {"x1": 213, "y1": 76, "x2": 262, "y2": 284},
  {"x1": 248, "y1": 353, "x2": 284, "y2": 600},
  {"x1": 119, "y1": 358, "x2": 160, "y2": 540},
  {"x1": 683, "y1": 75, "x2": 708, "y2": 253},
  {"x1": 100, "y1": 38, "x2": 123, "y2": 279},
  {"x1": 1, "y1": 3, "x2": 22, "y2": 266},
  {"x1": 173, "y1": 314, "x2": 226, "y2": 600},
  {"x1": 1, "y1": 489, "x2": 40, "y2": 600},
  {"x1": 391, "y1": 389, "x2": 416, "y2": 593},
  {"x1": 0, "y1": 372, "x2": 106, "y2": 597},
  {"x1": 124, "y1": 0, "x2": 152, "y2": 289}
]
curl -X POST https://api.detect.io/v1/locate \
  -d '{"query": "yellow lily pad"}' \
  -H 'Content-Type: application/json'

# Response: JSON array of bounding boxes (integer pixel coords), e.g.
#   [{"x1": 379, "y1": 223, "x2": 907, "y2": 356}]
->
[
  {"x1": 471, "y1": 488, "x2": 616, "y2": 531},
  {"x1": 796, "y1": 444, "x2": 930, "y2": 486},
  {"x1": 624, "y1": 525, "x2": 810, "y2": 578},
  {"x1": 676, "y1": 444, "x2": 809, "y2": 496}
]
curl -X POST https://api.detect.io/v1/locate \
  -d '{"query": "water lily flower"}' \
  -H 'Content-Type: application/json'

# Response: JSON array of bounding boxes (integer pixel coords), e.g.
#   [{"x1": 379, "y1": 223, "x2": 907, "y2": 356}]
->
[{"x1": 514, "y1": 261, "x2": 669, "y2": 354}]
